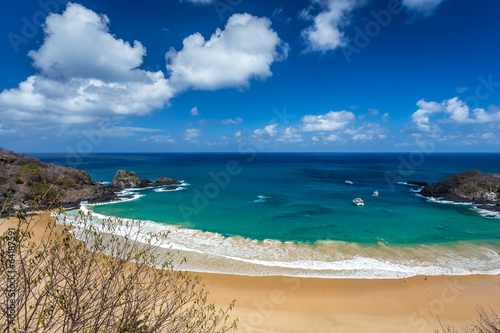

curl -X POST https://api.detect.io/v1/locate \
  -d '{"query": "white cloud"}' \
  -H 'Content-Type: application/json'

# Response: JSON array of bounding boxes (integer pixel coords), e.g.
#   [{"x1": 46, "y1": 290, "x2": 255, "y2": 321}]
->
[
  {"x1": 368, "y1": 108, "x2": 379, "y2": 116},
  {"x1": 100, "y1": 126, "x2": 160, "y2": 138},
  {"x1": 301, "y1": 0, "x2": 361, "y2": 52},
  {"x1": 324, "y1": 134, "x2": 340, "y2": 142},
  {"x1": 234, "y1": 130, "x2": 242, "y2": 137},
  {"x1": 411, "y1": 97, "x2": 500, "y2": 137},
  {"x1": 456, "y1": 87, "x2": 468, "y2": 93},
  {"x1": 382, "y1": 113, "x2": 389, "y2": 121},
  {"x1": 401, "y1": 0, "x2": 445, "y2": 17},
  {"x1": 166, "y1": 13, "x2": 288, "y2": 91},
  {"x1": 0, "y1": 3, "x2": 173, "y2": 129},
  {"x1": 254, "y1": 123, "x2": 278, "y2": 137},
  {"x1": 276, "y1": 126, "x2": 303, "y2": 143},
  {"x1": 300, "y1": 110, "x2": 355, "y2": 132},
  {"x1": 411, "y1": 99, "x2": 444, "y2": 132},
  {"x1": 190, "y1": 106, "x2": 199, "y2": 116},
  {"x1": 138, "y1": 134, "x2": 176, "y2": 143},
  {"x1": 411, "y1": 97, "x2": 500, "y2": 133},
  {"x1": 221, "y1": 117, "x2": 243, "y2": 124},
  {"x1": 473, "y1": 106, "x2": 500, "y2": 123},
  {"x1": 348, "y1": 122, "x2": 388, "y2": 141},
  {"x1": 183, "y1": 128, "x2": 202, "y2": 141}
]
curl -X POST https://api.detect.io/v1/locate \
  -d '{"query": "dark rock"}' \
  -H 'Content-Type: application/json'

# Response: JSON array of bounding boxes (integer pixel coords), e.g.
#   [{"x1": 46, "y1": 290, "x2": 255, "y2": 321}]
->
[
  {"x1": 110, "y1": 170, "x2": 153, "y2": 189},
  {"x1": 163, "y1": 186, "x2": 179, "y2": 191},
  {"x1": 419, "y1": 170, "x2": 500, "y2": 213},
  {"x1": 154, "y1": 177, "x2": 182, "y2": 186},
  {"x1": 0, "y1": 149, "x2": 182, "y2": 216},
  {"x1": 407, "y1": 181, "x2": 428, "y2": 187}
]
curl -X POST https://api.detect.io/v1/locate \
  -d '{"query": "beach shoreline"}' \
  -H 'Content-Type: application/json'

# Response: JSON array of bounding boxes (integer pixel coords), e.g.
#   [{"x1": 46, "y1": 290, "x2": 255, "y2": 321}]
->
[{"x1": 1, "y1": 211, "x2": 500, "y2": 332}]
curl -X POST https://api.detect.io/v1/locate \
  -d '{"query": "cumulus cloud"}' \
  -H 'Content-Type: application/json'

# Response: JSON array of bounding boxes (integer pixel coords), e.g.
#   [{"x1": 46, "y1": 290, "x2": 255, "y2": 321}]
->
[
  {"x1": 183, "y1": 128, "x2": 202, "y2": 141},
  {"x1": 0, "y1": 3, "x2": 173, "y2": 129},
  {"x1": 276, "y1": 126, "x2": 303, "y2": 143},
  {"x1": 301, "y1": 0, "x2": 361, "y2": 52},
  {"x1": 221, "y1": 117, "x2": 242, "y2": 124},
  {"x1": 166, "y1": 13, "x2": 289, "y2": 91},
  {"x1": 401, "y1": 0, "x2": 445, "y2": 17},
  {"x1": 300, "y1": 110, "x2": 355, "y2": 132},
  {"x1": 411, "y1": 97, "x2": 500, "y2": 133},
  {"x1": 190, "y1": 106, "x2": 199, "y2": 116},
  {"x1": 253, "y1": 123, "x2": 278, "y2": 137},
  {"x1": 0, "y1": 4, "x2": 287, "y2": 138},
  {"x1": 138, "y1": 134, "x2": 176, "y2": 143}
]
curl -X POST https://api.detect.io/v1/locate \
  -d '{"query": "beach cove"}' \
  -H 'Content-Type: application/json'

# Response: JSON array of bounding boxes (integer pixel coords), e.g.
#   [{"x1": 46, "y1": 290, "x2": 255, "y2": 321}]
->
[{"x1": 2, "y1": 211, "x2": 500, "y2": 332}]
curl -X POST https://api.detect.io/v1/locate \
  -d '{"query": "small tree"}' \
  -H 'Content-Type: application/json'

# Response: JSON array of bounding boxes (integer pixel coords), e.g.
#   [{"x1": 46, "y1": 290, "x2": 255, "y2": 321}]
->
[
  {"x1": 435, "y1": 308, "x2": 500, "y2": 333},
  {"x1": 0, "y1": 201, "x2": 237, "y2": 332}
]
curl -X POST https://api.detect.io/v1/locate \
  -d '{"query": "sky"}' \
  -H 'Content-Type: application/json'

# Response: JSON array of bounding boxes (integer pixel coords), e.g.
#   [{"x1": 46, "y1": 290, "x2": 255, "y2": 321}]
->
[{"x1": 0, "y1": 0, "x2": 499, "y2": 153}]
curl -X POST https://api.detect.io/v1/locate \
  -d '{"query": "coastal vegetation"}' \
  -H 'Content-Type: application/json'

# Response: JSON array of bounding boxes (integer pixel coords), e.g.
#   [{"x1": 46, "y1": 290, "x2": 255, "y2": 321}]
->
[
  {"x1": 0, "y1": 201, "x2": 237, "y2": 332},
  {"x1": 436, "y1": 308, "x2": 500, "y2": 332},
  {"x1": 0, "y1": 148, "x2": 182, "y2": 215},
  {"x1": 419, "y1": 169, "x2": 500, "y2": 215}
]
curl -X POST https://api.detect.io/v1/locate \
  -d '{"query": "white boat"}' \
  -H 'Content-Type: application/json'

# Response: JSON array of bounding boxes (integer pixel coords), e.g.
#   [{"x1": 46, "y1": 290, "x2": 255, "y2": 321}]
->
[
  {"x1": 345, "y1": 180, "x2": 354, "y2": 185},
  {"x1": 372, "y1": 190, "x2": 379, "y2": 196},
  {"x1": 352, "y1": 198, "x2": 364, "y2": 206}
]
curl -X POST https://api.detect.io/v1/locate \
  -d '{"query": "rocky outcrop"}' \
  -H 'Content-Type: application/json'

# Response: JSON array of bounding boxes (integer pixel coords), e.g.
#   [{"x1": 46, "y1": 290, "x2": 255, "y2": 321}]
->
[
  {"x1": 111, "y1": 170, "x2": 153, "y2": 189},
  {"x1": 420, "y1": 170, "x2": 500, "y2": 214},
  {"x1": 154, "y1": 177, "x2": 182, "y2": 186},
  {"x1": 110, "y1": 171, "x2": 181, "y2": 190},
  {"x1": 0, "y1": 149, "x2": 182, "y2": 215}
]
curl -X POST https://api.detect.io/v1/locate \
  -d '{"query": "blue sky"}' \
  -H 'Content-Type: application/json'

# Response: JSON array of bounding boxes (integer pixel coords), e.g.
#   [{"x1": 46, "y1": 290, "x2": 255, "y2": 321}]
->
[{"x1": 0, "y1": 0, "x2": 499, "y2": 153}]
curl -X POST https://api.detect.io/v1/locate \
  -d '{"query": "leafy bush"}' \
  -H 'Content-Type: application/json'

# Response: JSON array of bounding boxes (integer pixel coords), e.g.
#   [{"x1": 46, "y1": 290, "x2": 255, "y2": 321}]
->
[
  {"x1": 435, "y1": 308, "x2": 500, "y2": 332},
  {"x1": 0, "y1": 203, "x2": 237, "y2": 332}
]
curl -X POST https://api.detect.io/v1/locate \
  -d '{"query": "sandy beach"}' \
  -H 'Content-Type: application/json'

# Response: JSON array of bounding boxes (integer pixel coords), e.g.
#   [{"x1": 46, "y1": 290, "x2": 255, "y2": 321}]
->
[{"x1": 2, "y1": 211, "x2": 500, "y2": 333}]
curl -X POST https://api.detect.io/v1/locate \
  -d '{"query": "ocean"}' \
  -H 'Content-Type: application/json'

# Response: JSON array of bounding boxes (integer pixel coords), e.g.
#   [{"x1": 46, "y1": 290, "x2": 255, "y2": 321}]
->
[{"x1": 33, "y1": 153, "x2": 500, "y2": 279}]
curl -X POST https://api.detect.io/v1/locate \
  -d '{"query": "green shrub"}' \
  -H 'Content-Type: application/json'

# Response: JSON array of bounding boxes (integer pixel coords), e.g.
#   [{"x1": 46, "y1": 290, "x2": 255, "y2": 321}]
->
[
  {"x1": 21, "y1": 162, "x2": 39, "y2": 175},
  {"x1": 14, "y1": 177, "x2": 24, "y2": 184}
]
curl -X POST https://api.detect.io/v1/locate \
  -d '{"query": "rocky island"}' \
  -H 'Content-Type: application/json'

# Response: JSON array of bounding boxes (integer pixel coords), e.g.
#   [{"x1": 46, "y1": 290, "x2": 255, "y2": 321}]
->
[
  {"x1": 415, "y1": 169, "x2": 500, "y2": 216},
  {"x1": 0, "y1": 149, "x2": 181, "y2": 215}
]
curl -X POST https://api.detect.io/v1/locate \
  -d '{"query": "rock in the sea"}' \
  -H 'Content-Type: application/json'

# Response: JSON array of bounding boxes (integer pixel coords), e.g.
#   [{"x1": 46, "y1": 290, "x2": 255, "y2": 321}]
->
[
  {"x1": 420, "y1": 170, "x2": 500, "y2": 205},
  {"x1": 111, "y1": 170, "x2": 154, "y2": 189},
  {"x1": 154, "y1": 177, "x2": 182, "y2": 186}
]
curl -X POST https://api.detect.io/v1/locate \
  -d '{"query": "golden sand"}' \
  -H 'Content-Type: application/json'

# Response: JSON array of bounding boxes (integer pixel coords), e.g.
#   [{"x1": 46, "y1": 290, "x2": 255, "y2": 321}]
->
[{"x1": 2, "y1": 211, "x2": 499, "y2": 332}]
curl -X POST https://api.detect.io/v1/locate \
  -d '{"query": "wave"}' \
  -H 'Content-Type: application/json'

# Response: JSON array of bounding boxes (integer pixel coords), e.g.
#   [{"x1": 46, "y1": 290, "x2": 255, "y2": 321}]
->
[
  {"x1": 415, "y1": 194, "x2": 500, "y2": 219},
  {"x1": 62, "y1": 204, "x2": 500, "y2": 279},
  {"x1": 154, "y1": 180, "x2": 189, "y2": 193},
  {"x1": 253, "y1": 195, "x2": 271, "y2": 203},
  {"x1": 154, "y1": 187, "x2": 187, "y2": 193}
]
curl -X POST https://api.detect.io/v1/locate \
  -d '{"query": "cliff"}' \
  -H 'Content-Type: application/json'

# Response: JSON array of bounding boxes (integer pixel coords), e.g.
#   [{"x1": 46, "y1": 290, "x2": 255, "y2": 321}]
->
[
  {"x1": 0, "y1": 149, "x2": 181, "y2": 214},
  {"x1": 419, "y1": 169, "x2": 500, "y2": 214}
]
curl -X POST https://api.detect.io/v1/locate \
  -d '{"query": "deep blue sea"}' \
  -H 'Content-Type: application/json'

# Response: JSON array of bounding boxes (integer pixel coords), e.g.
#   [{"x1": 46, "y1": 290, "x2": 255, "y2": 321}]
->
[{"x1": 33, "y1": 153, "x2": 500, "y2": 278}]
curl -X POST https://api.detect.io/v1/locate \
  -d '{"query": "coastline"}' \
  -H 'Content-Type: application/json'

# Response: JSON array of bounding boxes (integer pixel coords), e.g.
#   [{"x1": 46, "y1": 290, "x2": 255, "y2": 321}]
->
[{"x1": 2, "y1": 211, "x2": 500, "y2": 332}]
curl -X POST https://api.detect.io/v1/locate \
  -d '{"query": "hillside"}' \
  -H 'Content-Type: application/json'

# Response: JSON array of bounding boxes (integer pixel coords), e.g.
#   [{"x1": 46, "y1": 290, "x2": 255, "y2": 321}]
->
[
  {"x1": 419, "y1": 169, "x2": 500, "y2": 215},
  {"x1": 0, "y1": 148, "x2": 181, "y2": 214}
]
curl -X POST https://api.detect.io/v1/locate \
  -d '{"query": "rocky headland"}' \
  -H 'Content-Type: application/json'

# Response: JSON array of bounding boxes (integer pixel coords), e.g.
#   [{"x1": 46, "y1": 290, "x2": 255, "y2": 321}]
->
[
  {"x1": 415, "y1": 169, "x2": 500, "y2": 216},
  {"x1": 0, "y1": 149, "x2": 181, "y2": 215}
]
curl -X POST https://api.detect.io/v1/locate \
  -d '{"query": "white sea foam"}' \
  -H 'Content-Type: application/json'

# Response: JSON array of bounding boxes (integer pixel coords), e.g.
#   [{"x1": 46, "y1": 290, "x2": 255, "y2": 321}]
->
[
  {"x1": 472, "y1": 206, "x2": 500, "y2": 219},
  {"x1": 415, "y1": 194, "x2": 500, "y2": 219},
  {"x1": 253, "y1": 195, "x2": 270, "y2": 203},
  {"x1": 60, "y1": 204, "x2": 500, "y2": 279}
]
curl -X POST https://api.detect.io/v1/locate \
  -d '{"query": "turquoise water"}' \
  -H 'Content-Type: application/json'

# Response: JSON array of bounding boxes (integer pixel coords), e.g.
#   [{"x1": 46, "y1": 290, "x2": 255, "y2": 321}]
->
[{"x1": 35, "y1": 153, "x2": 500, "y2": 278}]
